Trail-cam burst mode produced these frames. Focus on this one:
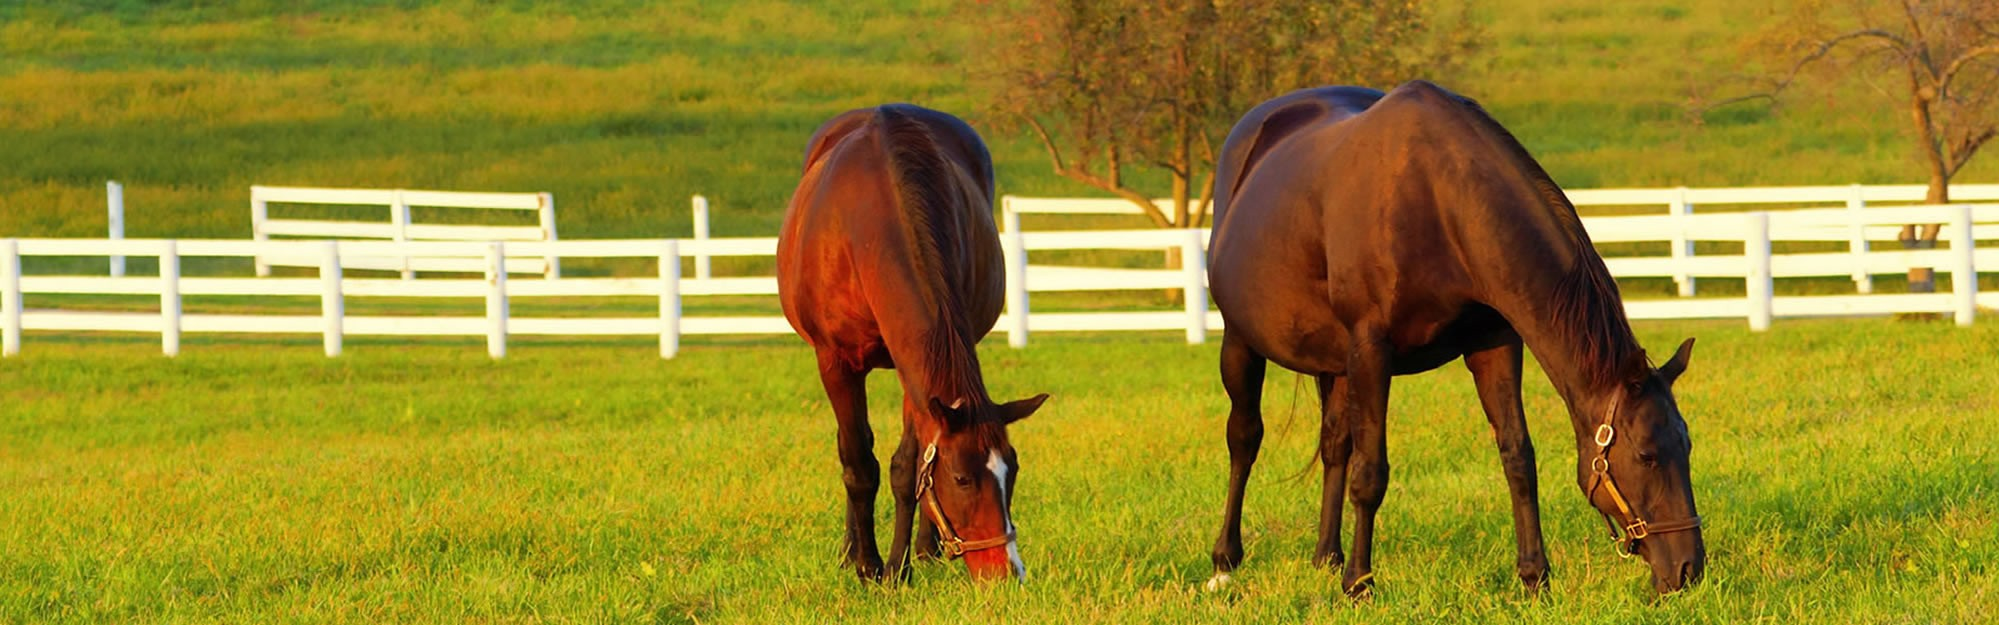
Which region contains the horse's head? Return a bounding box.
[1583,338,1705,594]
[920,393,1049,581]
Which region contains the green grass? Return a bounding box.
[4,4,1998,622]
[4,0,1997,247]
[3,318,1995,623]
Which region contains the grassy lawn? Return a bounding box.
[2,318,1994,623]
[5,1,1997,246]
[5,2,1998,622]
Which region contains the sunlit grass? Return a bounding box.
[6,1,1995,251]
[2,318,1994,622]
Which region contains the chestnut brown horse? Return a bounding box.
[1204,82,1705,597]
[778,104,1048,583]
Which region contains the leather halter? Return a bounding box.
[914,443,1014,558]
[1586,396,1702,557]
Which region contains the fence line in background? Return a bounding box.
[1003,183,1999,298]
[250,186,560,280]
[691,195,712,280]
[107,181,126,279]
[5,204,1997,359]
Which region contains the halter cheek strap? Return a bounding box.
[914,443,1014,558]
[1586,401,1702,557]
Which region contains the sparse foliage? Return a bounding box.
[1715,0,1999,291]
[964,0,1481,229]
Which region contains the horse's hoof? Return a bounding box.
[1313,551,1345,570]
[854,562,887,583]
[1520,571,1549,594]
[1342,572,1375,601]
[1203,572,1234,592]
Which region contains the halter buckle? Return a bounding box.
[1594,423,1615,447]
[1625,519,1651,541]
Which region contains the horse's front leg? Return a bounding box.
[817,351,884,581]
[1341,327,1393,599]
[1464,333,1550,592]
[883,392,927,584]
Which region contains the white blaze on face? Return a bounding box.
[987,450,1025,580]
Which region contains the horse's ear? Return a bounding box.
[998,393,1049,425]
[929,396,971,428]
[1658,337,1695,386]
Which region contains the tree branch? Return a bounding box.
[1023,116,1071,175]
[1695,28,1915,117]
[1024,116,1173,227]
[1947,126,1998,177]
[1937,43,1999,93]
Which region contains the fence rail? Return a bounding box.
[250,185,560,280]
[4,202,1996,359]
[1004,183,1999,297]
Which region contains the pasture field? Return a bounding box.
[2,318,1995,623]
[5,0,1999,244]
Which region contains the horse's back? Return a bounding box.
[778,105,1001,363]
[1209,81,1508,374]
[1210,86,1384,228]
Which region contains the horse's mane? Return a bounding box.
[873,105,994,410]
[1452,94,1650,387]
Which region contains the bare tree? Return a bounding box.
[964,0,1480,230]
[1712,0,1999,292]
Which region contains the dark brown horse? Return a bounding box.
[778,104,1048,583]
[1204,82,1705,597]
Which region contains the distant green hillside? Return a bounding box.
[2,1,1992,242]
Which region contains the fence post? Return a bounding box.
[1003,206,1029,348]
[660,240,682,359]
[692,195,712,280]
[161,240,181,357]
[1,239,20,357]
[252,187,271,277]
[321,241,344,357]
[1181,229,1209,344]
[1950,204,1976,327]
[485,241,508,359]
[1746,212,1773,332]
[1670,187,1695,296]
[538,192,561,280]
[1847,184,1872,294]
[393,190,413,280]
[108,181,126,278]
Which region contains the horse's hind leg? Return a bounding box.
[816,350,884,581]
[1208,331,1267,589]
[1464,333,1550,592]
[1341,327,1393,599]
[1313,374,1350,570]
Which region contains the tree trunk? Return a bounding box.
[1903,89,1947,296]
[1900,173,1947,295]
[1161,170,1192,303]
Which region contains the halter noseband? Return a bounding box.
[914,442,1014,558]
[1586,397,1702,558]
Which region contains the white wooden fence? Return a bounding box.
[251,186,560,279]
[1005,183,1999,297]
[3,203,1996,359]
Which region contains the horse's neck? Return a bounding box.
[1434,147,1634,444]
[887,317,991,410]
[1496,291,1631,446]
